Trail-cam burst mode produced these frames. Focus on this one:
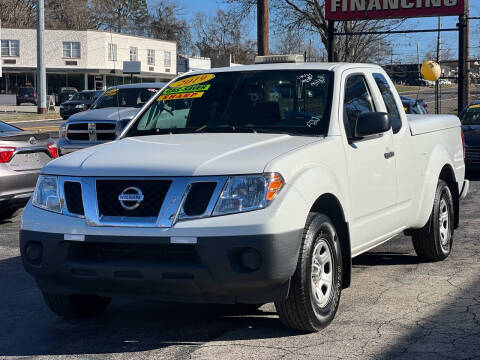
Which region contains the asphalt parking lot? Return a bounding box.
[0,175,479,360]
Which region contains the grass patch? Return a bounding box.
[0,112,61,122]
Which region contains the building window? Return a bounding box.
[108,43,117,61]
[1,40,20,57]
[147,49,155,65]
[164,51,171,67]
[62,41,80,58]
[130,47,138,61]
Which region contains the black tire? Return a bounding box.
[412,179,454,261]
[42,292,111,318]
[275,213,342,332]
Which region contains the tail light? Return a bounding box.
[34,92,37,99]
[0,147,16,163]
[461,130,466,160]
[422,103,428,108]
[47,142,58,158]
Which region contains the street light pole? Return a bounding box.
[36,0,47,114]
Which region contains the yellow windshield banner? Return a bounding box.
[469,104,480,109]
[103,88,118,97]
[170,74,215,88]
[163,84,211,95]
[158,91,205,101]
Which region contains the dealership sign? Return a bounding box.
[326,0,465,20]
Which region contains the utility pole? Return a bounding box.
[466,0,471,105]
[257,0,269,56]
[36,0,47,114]
[435,17,441,114]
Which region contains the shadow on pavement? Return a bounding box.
[353,252,420,267]
[0,256,294,357]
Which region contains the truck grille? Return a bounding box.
[96,180,172,217]
[466,147,480,163]
[67,122,116,142]
[64,181,85,216]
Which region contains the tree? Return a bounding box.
[224,0,403,63]
[148,0,193,55]
[193,9,256,64]
[90,0,149,35]
[273,29,325,61]
[0,0,36,28]
[45,0,93,31]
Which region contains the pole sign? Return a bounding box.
[326,0,465,20]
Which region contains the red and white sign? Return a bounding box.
[326,0,465,21]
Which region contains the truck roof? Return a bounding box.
[184,62,383,76]
[109,82,166,90]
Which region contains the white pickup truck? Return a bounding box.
[20,58,468,332]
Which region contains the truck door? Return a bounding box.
[341,72,398,254]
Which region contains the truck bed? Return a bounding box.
[407,114,460,136]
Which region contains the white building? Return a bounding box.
[0,28,177,95]
[177,55,211,75]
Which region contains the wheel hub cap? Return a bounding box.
[311,239,333,308]
[439,198,450,248]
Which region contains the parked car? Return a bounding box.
[57,83,165,155]
[460,100,480,171]
[400,95,428,114]
[59,90,103,120]
[56,87,77,105]
[20,61,467,332]
[16,87,37,106]
[0,121,58,218]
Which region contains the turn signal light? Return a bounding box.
[266,173,284,201]
[461,130,465,160]
[47,143,58,159]
[0,147,16,163]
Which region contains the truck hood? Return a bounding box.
[43,133,321,177]
[66,107,139,122]
[463,124,480,147]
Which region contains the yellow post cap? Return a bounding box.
[421,60,441,81]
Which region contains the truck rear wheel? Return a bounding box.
[42,292,111,318]
[275,213,342,332]
[412,179,454,261]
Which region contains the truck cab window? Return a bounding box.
[373,73,402,133]
[343,75,375,139]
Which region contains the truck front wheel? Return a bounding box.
[412,179,454,261]
[275,213,342,332]
[42,292,111,318]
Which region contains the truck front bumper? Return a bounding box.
[20,229,302,304]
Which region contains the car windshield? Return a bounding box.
[18,88,34,96]
[461,105,480,125]
[70,92,95,101]
[126,70,334,137]
[91,87,159,109]
[0,121,21,132]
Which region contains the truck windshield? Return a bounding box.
[126,70,333,137]
[91,87,159,110]
[461,105,480,125]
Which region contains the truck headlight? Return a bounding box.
[213,173,284,216]
[75,104,85,109]
[59,123,67,139]
[32,175,62,213]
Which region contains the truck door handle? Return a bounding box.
[384,151,395,159]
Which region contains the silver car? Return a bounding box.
[0,121,58,217]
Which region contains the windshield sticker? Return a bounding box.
[306,117,320,128]
[103,88,118,97]
[158,91,205,101]
[469,104,480,109]
[163,84,211,95]
[170,74,215,88]
[147,88,158,93]
[297,73,326,87]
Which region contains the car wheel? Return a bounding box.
[275,213,342,332]
[412,179,454,261]
[42,292,111,318]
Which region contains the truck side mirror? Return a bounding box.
[354,112,391,138]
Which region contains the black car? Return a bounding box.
[400,96,428,114]
[460,101,480,171]
[56,87,77,105]
[59,90,103,120]
[16,87,37,106]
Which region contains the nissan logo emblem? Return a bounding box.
[118,186,144,210]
